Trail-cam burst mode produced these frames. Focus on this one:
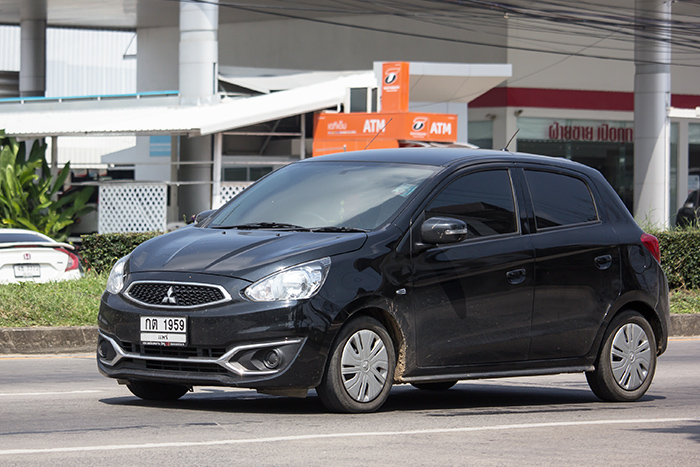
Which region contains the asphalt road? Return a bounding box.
[1,339,698,466]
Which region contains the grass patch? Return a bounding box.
[669,288,700,314]
[0,273,107,327]
[0,274,698,328]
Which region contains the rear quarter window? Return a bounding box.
[524,170,598,229]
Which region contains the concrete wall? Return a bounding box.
[136,26,178,92]
[217,14,508,71]
[669,12,700,96]
[136,10,697,98]
[505,19,634,91]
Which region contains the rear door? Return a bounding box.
[520,167,621,360]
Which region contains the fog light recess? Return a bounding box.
[263,349,282,369]
[98,338,116,362]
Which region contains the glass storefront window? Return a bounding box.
[670,122,679,217]
[223,166,274,182]
[690,123,700,172]
[468,120,494,149]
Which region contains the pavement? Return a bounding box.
[1,314,699,355]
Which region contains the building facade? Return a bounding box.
[0,1,699,227]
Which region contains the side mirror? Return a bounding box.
[421,217,468,244]
[194,209,216,224]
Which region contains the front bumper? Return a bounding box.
[97,272,338,389]
[97,330,317,387]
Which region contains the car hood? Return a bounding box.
[127,226,368,281]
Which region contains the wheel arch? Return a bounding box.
[344,305,408,382]
[608,299,665,355]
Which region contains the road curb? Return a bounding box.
[1,314,699,354]
[0,326,97,355]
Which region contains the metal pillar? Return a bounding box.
[179,0,219,105]
[633,0,671,226]
[19,0,46,98]
[178,0,219,220]
[212,132,223,209]
[300,114,306,159]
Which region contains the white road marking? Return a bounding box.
[0,390,101,397]
[0,418,696,456]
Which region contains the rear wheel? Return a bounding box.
[411,381,458,391]
[317,316,395,413]
[586,311,656,402]
[126,380,190,401]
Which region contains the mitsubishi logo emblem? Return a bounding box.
[162,286,177,305]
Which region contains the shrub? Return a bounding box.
[80,232,162,274]
[0,131,94,241]
[656,227,700,289]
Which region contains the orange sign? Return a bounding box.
[381,62,410,113]
[314,112,457,141]
[311,61,460,157]
[312,112,458,157]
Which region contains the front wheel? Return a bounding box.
[126,380,190,401]
[586,311,657,402]
[317,316,395,413]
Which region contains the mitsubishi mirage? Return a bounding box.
[97,148,670,413]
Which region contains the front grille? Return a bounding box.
[122,357,230,374]
[125,281,230,308]
[116,342,231,374]
[140,344,227,359]
[119,341,228,359]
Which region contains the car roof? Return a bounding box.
[306,148,590,172]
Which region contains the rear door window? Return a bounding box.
[524,170,598,229]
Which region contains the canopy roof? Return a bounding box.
[0,62,512,138]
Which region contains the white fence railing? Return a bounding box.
[96,182,252,233]
[98,184,168,234]
[216,182,253,209]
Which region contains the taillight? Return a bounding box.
[57,248,80,271]
[641,233,661,263]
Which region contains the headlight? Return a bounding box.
[244,258,331,302]
[105,255,129,295]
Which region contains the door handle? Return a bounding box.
[506,268,527,285]
[595,254,613,270]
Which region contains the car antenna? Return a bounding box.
[364,117,393,150]
[501,128,520,151]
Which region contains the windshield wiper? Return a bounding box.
[213,222,309,230]
[311,226,368,233]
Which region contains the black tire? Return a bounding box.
[411,381,458,391]
[586,310,657,402]
[126,380,190,401]
[317,316,395,413]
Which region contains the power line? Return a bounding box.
[163,0,700,67]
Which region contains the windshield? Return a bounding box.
[209,161,437,231]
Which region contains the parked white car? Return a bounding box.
[0,229,83,283]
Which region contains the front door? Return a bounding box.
[410,168,535,368]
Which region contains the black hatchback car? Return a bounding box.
[676,189,700,227]
[97,148,670,413]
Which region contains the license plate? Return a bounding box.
[14,264,41,278]
[140,316,187,346]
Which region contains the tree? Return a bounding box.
[0,130,94,241]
